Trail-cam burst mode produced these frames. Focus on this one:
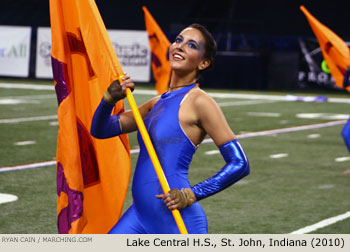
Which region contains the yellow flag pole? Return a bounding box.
[122,81,188,234]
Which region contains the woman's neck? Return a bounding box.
[169,71,197,91]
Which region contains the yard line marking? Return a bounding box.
[296,113,349,120]
[208,92,350,104]
[202,120,347,144]
[0,161,56,173]
[0,193,18,205]
[0,94,56,105]
[290,211,350,234]
[247,112,281,117]
[217,100,276,107]
[318,184,335,189]
[204,150,220,155]
[6,94,56,99]
[335,157,350,162]
[14,141,36,146]
[0,83,54,90]
[0,115,57,124]
[2,82,350,103]
[307,134,320,139]
[0,149,141,173]
[0,99,40,105]
[269,153,288,159]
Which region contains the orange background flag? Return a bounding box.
[50,0,130,233]
[143,6,171,94]
[300,5,350,92]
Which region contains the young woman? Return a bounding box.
[91,23,250,234]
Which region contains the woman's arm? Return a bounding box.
[157,91,250,210]
[193,93,250,198]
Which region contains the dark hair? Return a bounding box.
[188,23,217,75]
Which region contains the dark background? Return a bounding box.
[1,0,349,90]
[1,0,349,37]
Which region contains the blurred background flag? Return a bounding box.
[50,0,131,234]
[143,6,171,95]
[300,5,350,92]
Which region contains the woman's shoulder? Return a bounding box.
[188,87,217,107]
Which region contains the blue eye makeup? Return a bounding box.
[187,40,199,50]
[175,36,183,43]
[175,35,200,50]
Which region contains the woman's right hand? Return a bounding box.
[104,74,135,105]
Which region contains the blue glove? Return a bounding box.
[191,139,250,201]
[90,98,122,139]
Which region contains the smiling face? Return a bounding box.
[169,27,210,77]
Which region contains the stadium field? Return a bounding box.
[0,79,349,234]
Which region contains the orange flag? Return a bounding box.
[300,5,350,92]
[143,6,171,94]
[50,0,130,233]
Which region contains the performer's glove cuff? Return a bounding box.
[103,89,118,105]
[169,188,196,210]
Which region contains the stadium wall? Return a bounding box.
[0,25,346,91]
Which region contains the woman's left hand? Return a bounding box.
[156,192,179,210]
[156,188,196,210]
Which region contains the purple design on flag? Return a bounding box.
[57,162,83,234]
[52,57,69,105]
[76,118,100,187]
[151,52,162,68]
[67,29,95,78]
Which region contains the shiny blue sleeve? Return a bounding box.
[191,139,250,201]
[90,98,122,139]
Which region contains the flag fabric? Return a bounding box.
[50,0,130,234]
[342,117,350,152]
[300,5,350,92]
[143,6,171,94]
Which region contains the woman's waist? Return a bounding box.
[132,171,191,190]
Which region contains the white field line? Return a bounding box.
[202,119,347,144]
[290,211,350,234]
[247,112,281,117]
[14,141,36,146]
[1,119,346,173]
[0,193,18,204]
[335,157,350,162]
[0,83,54,90]
[269,153,288,159]
[0,161,56,173]
[0,115,57,124]
[0,149,141,173]
[217,100,276,107]
[2,94,56,100]
[133,89,350,104]
[1,82,350,103]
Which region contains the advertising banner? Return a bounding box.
[36,27,52,78]
[108,30,150,82]
[298,37,349,90]
[36,27,150,82]
[0,26,31,77]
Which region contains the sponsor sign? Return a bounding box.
[36,28,150,82]
[0,26,31,77]
[298,37,349,90]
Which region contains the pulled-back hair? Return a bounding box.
[188,23,217,75]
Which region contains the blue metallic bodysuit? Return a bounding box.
[91,83,250,234]
[109,83,208,233]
